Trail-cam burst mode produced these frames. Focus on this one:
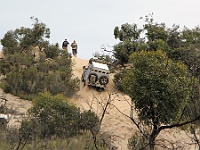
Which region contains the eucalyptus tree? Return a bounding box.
[113,16,200,78]
[120,50,199,149]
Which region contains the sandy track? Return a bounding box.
[72,56,137,149]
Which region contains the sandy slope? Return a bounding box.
[0,52,198,149]
[71,56,198,150]
[0,88,32,127]
[71,56,137,149]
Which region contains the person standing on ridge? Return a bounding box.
[71,40,78,57]
[62,39,69,52]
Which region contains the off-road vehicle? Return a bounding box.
[82,58,110,91]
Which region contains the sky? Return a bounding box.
[1,0,200,60]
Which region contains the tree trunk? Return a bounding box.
[149,109,160,150]
[149,128,160,150]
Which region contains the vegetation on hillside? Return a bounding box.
[0,17,79,99]
[113,14,200,149]
[113,14,200,78]
[0,17,110,150]
[0,92,109,150]
[0,14,200,149]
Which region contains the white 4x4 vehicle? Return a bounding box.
[82,58,110,91]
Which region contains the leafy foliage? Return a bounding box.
[1,17,50,55]
[124,50,192,124]
[113,15,200,149]
[113,69,128,92]
[116,50,198,149]
[114,23,142,65]
[79,110,99,131]
[113,15,200,78]
[0,50,79,98]
[27,92,80,138]
[13,92,103,149]
[0,17,79,98]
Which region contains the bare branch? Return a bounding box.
[110,103,146,138]
[159,115,200,131]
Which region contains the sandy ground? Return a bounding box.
[71,56,138,149]
[71,56,198,150]
[0,52,199,149]
[0,88,32,127]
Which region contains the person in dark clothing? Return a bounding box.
[71,40,78,57]
[62,39,69,51]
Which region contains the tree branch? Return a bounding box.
[110,103,146,137]
[159,115,200,131]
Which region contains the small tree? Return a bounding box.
[1,17,50,55]
[15,92,104,149]
[28,92,80,138]
[79,110,99,132]
[120,50,199,149]
[113,23,143,66]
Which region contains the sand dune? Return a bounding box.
[71,56,198,150]
[72,56,136,149]
[0,53,198,149]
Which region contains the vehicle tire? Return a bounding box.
[96,87,104,92]
[88,73,98,83]
[0,118,7,129]
[99,76,109,85]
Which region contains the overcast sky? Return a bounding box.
[1,0,200,59]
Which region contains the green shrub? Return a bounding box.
[79,110,99,131]
[0,17,79,99]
